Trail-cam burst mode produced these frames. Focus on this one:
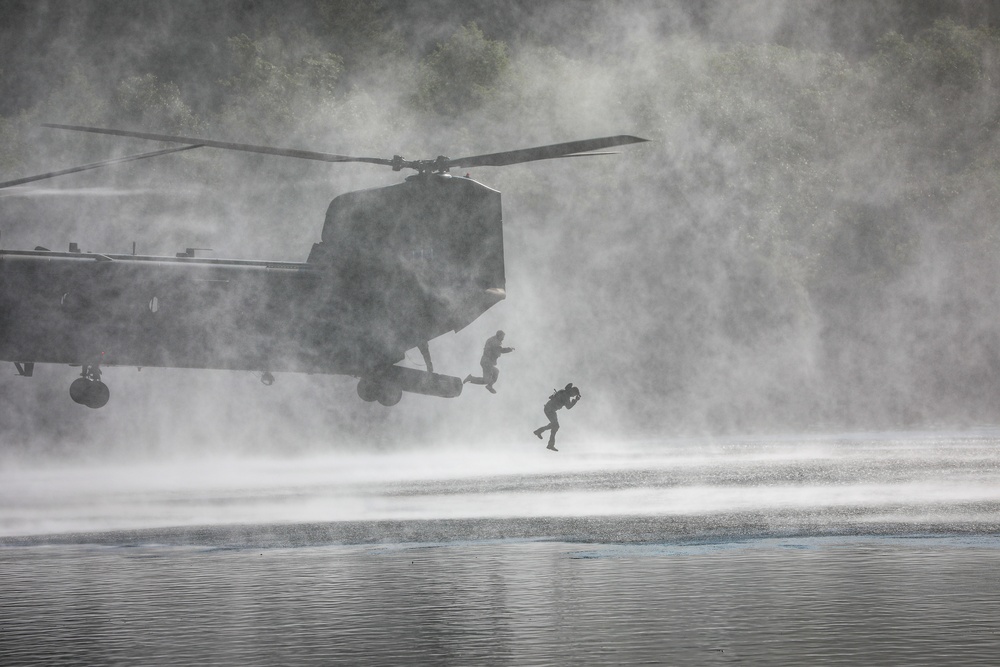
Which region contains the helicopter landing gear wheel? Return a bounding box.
[85,380,110,408]
[357,377,381,403]
[70,378,110,408]
[357,377,403,406]
[70,364,110,408]
[69,377,90,404]
[377,384,403,407]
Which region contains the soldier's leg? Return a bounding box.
[535,405,554,438]
[547,422,559,449]
[417,341,433,373]
[484,365,500,392]
[468,361,494,386]
[545,409,560,449]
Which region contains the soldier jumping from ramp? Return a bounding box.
[464,330,514,394]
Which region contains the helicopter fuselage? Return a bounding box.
[0,174,506,406]
[1,126,644,409]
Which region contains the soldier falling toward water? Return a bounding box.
[534,383,581,451]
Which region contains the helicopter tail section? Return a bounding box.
[314,172,506,346]
[450,287,506,332]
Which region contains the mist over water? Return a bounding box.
[3,431,999,541]
[4,431,1000,665]
[0,1,998,457]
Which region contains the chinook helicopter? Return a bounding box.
[0,124,646,408]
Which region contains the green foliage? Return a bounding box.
[314,0,402,73]
[703,45,861,160]
[875,19,991,94]
[34,66,110,126]
[219,32,344,137]
[823,203,918,284]
[413,23,509,117]
[0,67,110,173]
[0,115,24,174]
[871,19,1000,155]
[113,74,200,132]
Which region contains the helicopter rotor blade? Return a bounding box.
[0,144,203,190]
[445,135,649,169]
[41,124,648,174]
[42,123,395,167]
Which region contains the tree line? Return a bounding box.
[2,1,1000,431]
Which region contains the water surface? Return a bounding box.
[2,431,1000,664]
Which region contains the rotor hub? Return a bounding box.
[392,155,452,174]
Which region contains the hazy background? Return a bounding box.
[2,0,999,460]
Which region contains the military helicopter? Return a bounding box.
[0,124,646,408]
